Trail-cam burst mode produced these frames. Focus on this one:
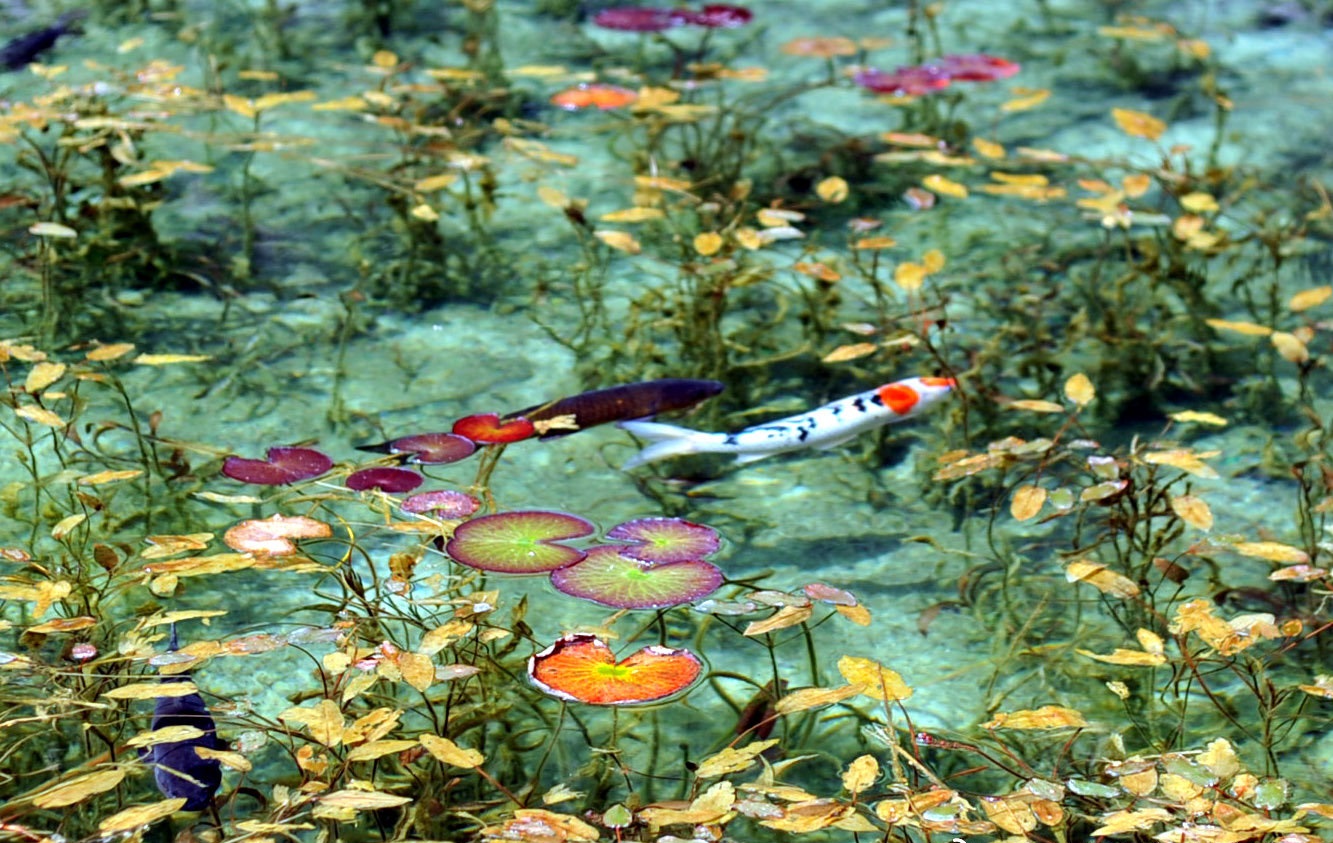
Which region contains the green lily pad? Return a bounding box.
[446,510,595,574]
[606,517,720,564]
[550,545,723,609]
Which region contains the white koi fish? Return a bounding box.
[619,376,956,468]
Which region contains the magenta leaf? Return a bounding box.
[551,545,723,609]
[401,489,481,518]
[222,447,332,485]
[346,466,423,493]
[606,517,720,564]
[445,510,595,574]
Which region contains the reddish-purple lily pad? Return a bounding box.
[605,517,720,564]
[593,6,681,31]
[551,545,722,609]
[401,489,480,518]
[446,510,595,574]
[452,413,537,445]
[678,4,752,28]
[222,447,333,485]
[346,466,423,493]
[384,432,477,465]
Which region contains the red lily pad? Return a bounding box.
[936,53,1020,82]
[382,432,477,465]
[605,517,720,564]
[551,545,722,609]
[550,83,639,111]
[528,633,703,705]
[346,466,423,493]
[445,510,595,574]
[401,489,480,518]
[222,447,332,485]
[593,6,680,31]
[452,413,537,444]
[853,65,952,96]
[678,4,752,28]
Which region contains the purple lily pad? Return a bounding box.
[401,489,480,518]
[445,510,595,574]
[222,447,333,485]
[551,545,723,609]
[346,466,423,493]
[593,6,681,31]
[605,517,720,564]
[678,4,752,28]
[385,432,477,465]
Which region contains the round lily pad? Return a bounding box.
[605,517,720,564]
[346,466,423,493]
[385,432,477,465]
[445,510,594,574]
[551,545,722,609]
[222,446,332,485]
[451,413,537,444]
[528,633,703,705]
[401,489,480,518]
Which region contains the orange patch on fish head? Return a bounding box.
[879,384,920,414]
[920,376,956,388]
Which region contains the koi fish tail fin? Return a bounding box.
[619,420,724,469]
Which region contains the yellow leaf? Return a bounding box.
[279,699,345,747]
[894,262,927,290]
[397,651,435,691]
[418,619,473,655]
[983,705,1088,730]
[1010,485,1046,521]
[836,604,872,625]
[1289,285,1332,312]
[1111,107,1166,141]
[599,207,665,223]
[1170,494,1213,530]
[27,615,96,634]
[319,790,413,810]
[822,342,877,363]
[33,768,127,808]
[1066,559,1140,598]
[51,513,87,539]
[982,795,1038,834]
[103,681,199,700]
[1205,318,1272,336]
[1064,373,1095,407]
[853,235,897,250]
[922,249,946,272]
[815,176,849,203]
[29,221,78,238]
[594,229,641,254]
[1076,647,1167,666]
[196,746,252,771]
[923,174,967,198]
[78,469,144,486]
[134,353,212,365]
[1121,173,1152,197]
[1169,410,1227,426]
[125,725,205,748]
[773,684,862,715]
[86,342,136,361]
[972,137,1006,158]
[1271,331,1309,365]
[693,231,723,256]
[420,733,483,768]
[694,740,780,778]
[414,173,459,192]
[1140,449,1219,479]
[838,655,913,701]
[14,404,66,427]
[1092,808,1172,836]
[1232,541,1309,564]
[99,798,188,833]
[345,739,419,762]
[1009,399,1066,413]
[25,361,65,393]
[842,755,878,795]
[744,604,813,636]
[1000,87,1050,112]
[1197,737,1240,780]
[1179,191,1219,213]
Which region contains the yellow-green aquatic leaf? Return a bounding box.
[29,221,77,238]
[345,739,419,762]
[816,176,849,203]
[24,361,65,392]
[196,746,251,771]
[14,404,66,427]
[983,705,1088,730]
[600,207,664,223]
[126,725,205,748]
[1169,410,1227,426]
[51,513,86,539]
[420,733,483,768]
[418,619,473,655]
[279,699,345,747]
[773,684,862,715]
[1111,107,1166,140]
[134,353,211,365]
[923,174,967,198]
[27,616,96,634]
[1091,808,1171,836]
[695,740,780,778]
[842,754,878,795]
[1232,541,1309,564]
[1170,494,1213,530]
[1205,318,1271,336]
[1298,676,1333,699]
[744,604,813,636]
[1179,191,1219,213]
[693,231,723,255]
[1064,373,1095,406]
[982,795,1038,833]
[1066,559,1140,598]
[1288,285,1332,312]
[972,137,1006,158]
[1076,647,1167,666]
[414,173,459,192]
[1141,449,1219,479]
[99,798,188,832]
[593,229,641,254]
[85,342,136,361]
[1271,331,1310,365]
[78,469,143,486]
[822,342,877,364]
[838,655,912,701]
[104,681,199,700]
[894,262,927,290]
[1011,485,1046,521]
[319,789,412,810]
[33,768,127,808]
[1009,399,1066,413]
[1000,87,1050,112]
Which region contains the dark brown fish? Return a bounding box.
[508,378,724,439]
[1,11,84,70]
[142,625,222,811]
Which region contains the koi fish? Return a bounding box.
[619,376,955,468]
[142,624,223,811]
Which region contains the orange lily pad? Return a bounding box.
[528,634,703,705]
[452,413,537,444]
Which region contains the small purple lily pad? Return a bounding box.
[346,466,423,493]
[222,447,333,485]
[446,510,595,574]
[401,489,480,518]
[593,6,681,31]
[606,517,720,564]
[385,432,477,465]
[551,545,723,609]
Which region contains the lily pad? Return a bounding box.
[222,447,332,485]
[401,489,480,518]
[606,517,720,564]
[551,545,722,609]
[383,432,477,465]
[445,510,594,574]
[528,633,703,705]
[346,466,423,493]
[451,413,536,444]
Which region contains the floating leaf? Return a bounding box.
[1076,647,1167,666]
[1141,449,1219,479]
[744,604,813,636]
[345,466,423,493]
[451,412,537,444]
[376,432,477,464]
[222,447,333,485]
[86,342,136,361]
[134,354,212,365]
[838,655,912,701]
[27,616,96,634]
[843,755,879,795]
[550,545,722,609]
[446,510,594,574]
[605,516,720,563]
[319,790,412,810]
[528,634,702,705]
[223,514,333,556]
[594,229,642,254]
[401,490,480,518]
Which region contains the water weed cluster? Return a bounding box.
[2,0,1333,841]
